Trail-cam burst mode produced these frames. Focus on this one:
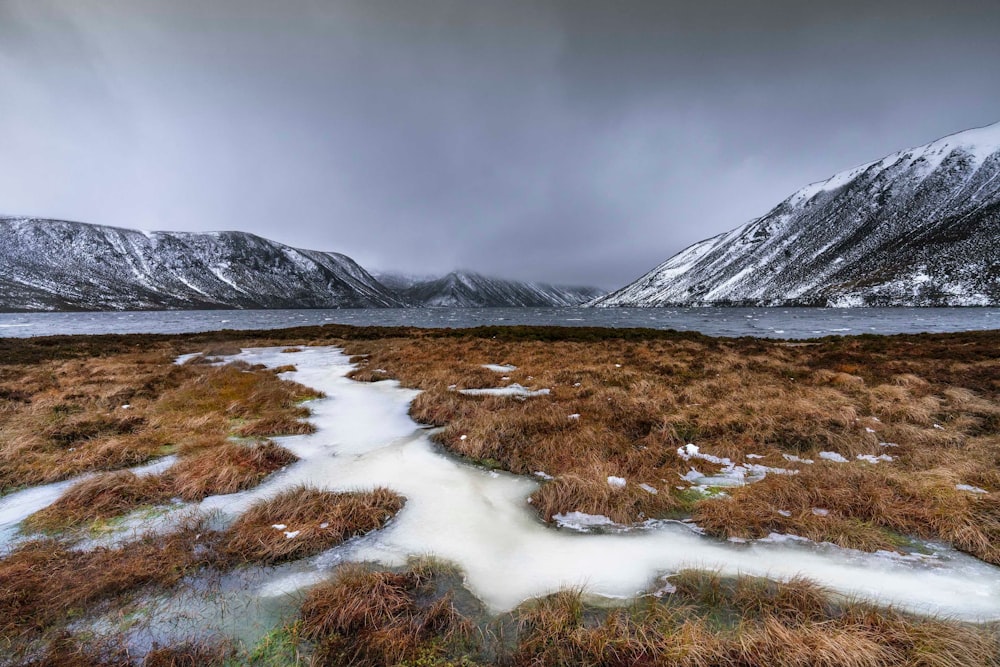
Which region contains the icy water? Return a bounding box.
[1,307,998,339]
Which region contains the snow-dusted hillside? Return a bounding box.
[379,270,604,307]
[592,122,1000,307]
[0,218,405,311]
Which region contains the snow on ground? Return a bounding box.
[676,444,797,487]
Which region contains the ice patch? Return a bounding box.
[956,484,988,494]
[819,451,849,463]
[553,511,616,531]
[173,352,203,365]
[459,383,550,398]
[482,364,517,372]
[857,454,894,464]
[638,483,658,495]
[607,476,627,489]
[678,444,796,486]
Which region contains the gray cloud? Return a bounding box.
[1,0,998,289]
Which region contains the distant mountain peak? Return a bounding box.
[377,269,604,308]
[592,122,1000,308]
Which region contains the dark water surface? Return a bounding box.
[1,307,998,339]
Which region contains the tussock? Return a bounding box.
[222,485,404,564]
[300,562,475,666]
[24,470,171,532]
[167,440,298,501]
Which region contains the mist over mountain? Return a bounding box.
[377,271,604,308]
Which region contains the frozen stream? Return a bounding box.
[4,346,1000,625]
[233,347,1000,622]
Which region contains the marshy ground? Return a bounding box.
[0,324,997,665]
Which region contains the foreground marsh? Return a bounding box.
[0,325,997,664]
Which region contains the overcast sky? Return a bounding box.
[2,1,998,289]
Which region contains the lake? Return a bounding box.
[0,307,998,339]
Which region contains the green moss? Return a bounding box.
[240,622,305,666]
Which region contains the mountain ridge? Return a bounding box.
[591,121,1000,308]
[0,218,603,311]
[0,217,404,311]
[378,270,604,307]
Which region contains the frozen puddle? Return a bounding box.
[187,346,1000,623]
[0,455,177,548]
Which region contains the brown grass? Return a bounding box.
[0,522,218,644]
[167,440,298,501]
[234,415,316,437]
[293,561,999,666]
[508,571,1000,667]
[342,332,1000,562]
[142,639,233,667]
[299,562,476,667]
[23,470,172,532]
[221,485,404,565]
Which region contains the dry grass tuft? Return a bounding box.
[24,470,171,532]
[23,440,299,530]
[221,485,404,565]
[300,562,476,667]
[167,440,298,501]
[4,348,320,530]
[234,415,315,437]
[142,639,233,667]
[530,462,681,524]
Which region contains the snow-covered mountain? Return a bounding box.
[377,270,604,307]
[592,122,1000,307]
[0,218,405,311]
